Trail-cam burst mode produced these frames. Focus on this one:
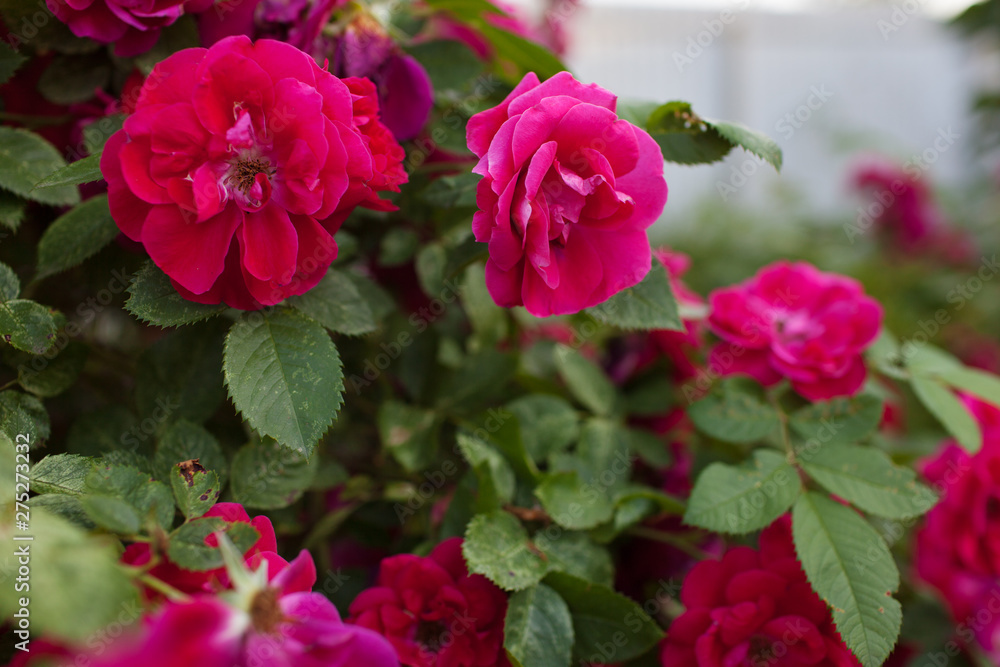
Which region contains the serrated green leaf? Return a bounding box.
[438,348,516,411]
[789,394,884,447]
[153,420,228,487]
[32,152,104,191]
[125,261,226,327]
[0,261,19,301]
[458,431,516,510]
[17,340,88,397]
[544,571,664,664]
[36,194,117,277]
[506,394,580,463]
[230,438,316,509]
[931,365,1000,410]
[287,269,376,336]
[407,39,485,92]
[554,344,617,416]
[0,40,26,85]
[346,272,395,321]
[628,428,673,467]
[421,172,483,209]
[684,448,800,534]
[0,510,138,643]
[81,494,141,534]
[166,516,259,571]
[0,190,26,232]
[799,444,938,520]
[708,119,783,171]
[478,22,566,81]
[687,377,779,443]
[0,390,50,446]
[224,309,344,455]
[504,584,574,667]
[534,531,614,587]
[30,453,93,495]
[85,462,174,529]
[647,101,732,166]
[587,263,683,332]
[0,299,57,354]
[911,376,980,453]
[0,127,80,206]
[463,510,551,591]
[170,463,220,519]
[792,492,902,667]
[536,471,615,530]
[29,493,94,528]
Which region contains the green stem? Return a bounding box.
[136,573,189,601]
[625,526,715,561]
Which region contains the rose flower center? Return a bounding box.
[231,156,272,193]
[415,619,447,653]
[249,588,286,635]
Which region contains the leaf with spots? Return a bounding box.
[223,309,344,455]
[463,510,551,592]
[170,461,220,519]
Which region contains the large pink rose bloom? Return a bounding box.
[707,261,882,401]
[466,71,668,317]
[46,0,211,56]
[915,396,1000,659]
[101,36,406,310]
[348,538,509,667]
[661,516,859,667]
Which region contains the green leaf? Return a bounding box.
[463,262,507,345]
[167,516,260,571]
[628,428,673,468]
[81,494,141,534]
[463,510,551,591]
[18,340,88,397]
[0,190,26,232]
[708,119,783,171]
[153,420,228,487]
[378,227,420,266]
[911,376,980,453]
[134,15,199,74]
[83,114,124,155]
[0,510,138,643]
[647,101,732,166]
[0,261,19,301]
[230,438,316,509]
[534,531,614,587]
[30,453,93,495]
[506,394,580,463]
[422,172,482,209]
[135,320,227,426]
[478,22,566,81]
[458,431,516,509]
[687,377,779,443]
[287,269,377,336]
[347,272,396,321]
[170,462,220,519]
[684,449,800,534]
[0,299,57,354]
[224,309,344,455]
[554,344,617,416]
[67,405,140,457]
[407,39,486,93]
[125,261,226,328]
[505,584,574,667]
[536,471,615,530]
[85,462,174,529]
[32,152,104,191]
[799,444,938,520]
[438,348,516,411]
[37,194,117,278]
[0,127,80,206]
[792,492,902,667]
[378,401,439,472]
[544,571,664,664]
[0,40,26,85]
[37,54,111,105]
[0,390,50,446]
[789,394,884,447]
[30,493,94,528]
[587,263,683,332]
[931,365,1000,409]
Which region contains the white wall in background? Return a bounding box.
[556,3,979,228]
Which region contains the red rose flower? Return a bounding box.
[100,36,406,310]
[661,516,859,667]
[348,538,508,667]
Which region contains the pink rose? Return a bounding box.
[100,36,407,310]
[46,0,212,56]
[707,261,882,401]
[348,538,509,667]
[661,516,859,667]
[915,396,1000,659]
[466,71,667,317]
